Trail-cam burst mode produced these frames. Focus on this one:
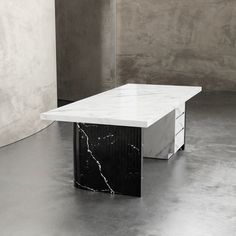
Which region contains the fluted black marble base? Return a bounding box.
[73,123,143,197]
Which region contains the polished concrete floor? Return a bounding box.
[0,92,236,236]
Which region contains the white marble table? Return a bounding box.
[41,84,201,197]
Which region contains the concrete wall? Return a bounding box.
[56,0,116,101]
[117,0,236,91]
[0,0,57,147]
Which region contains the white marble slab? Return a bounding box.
[143,110,175,159]
[41,84,201,128]
[175,129,185,153]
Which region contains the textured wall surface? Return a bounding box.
[56,0,116,101]
[117,0,236,91]
[0,0,57,147]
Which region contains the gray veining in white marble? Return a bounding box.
[41,84,201,128]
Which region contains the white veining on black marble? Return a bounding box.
[102,134,114,139]
[77,123,115,194]
[75,181,96,192]
[129,144,140,152]
[75,181,111,193]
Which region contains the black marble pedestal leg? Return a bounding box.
[73,123,143,197]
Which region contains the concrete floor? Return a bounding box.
[0,92,236,236]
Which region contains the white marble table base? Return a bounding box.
[144,103,186,160]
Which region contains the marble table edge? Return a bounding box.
[40,84,202,128]
[40,113,150,128]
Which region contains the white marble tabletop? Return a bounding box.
[41,84,201,128]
